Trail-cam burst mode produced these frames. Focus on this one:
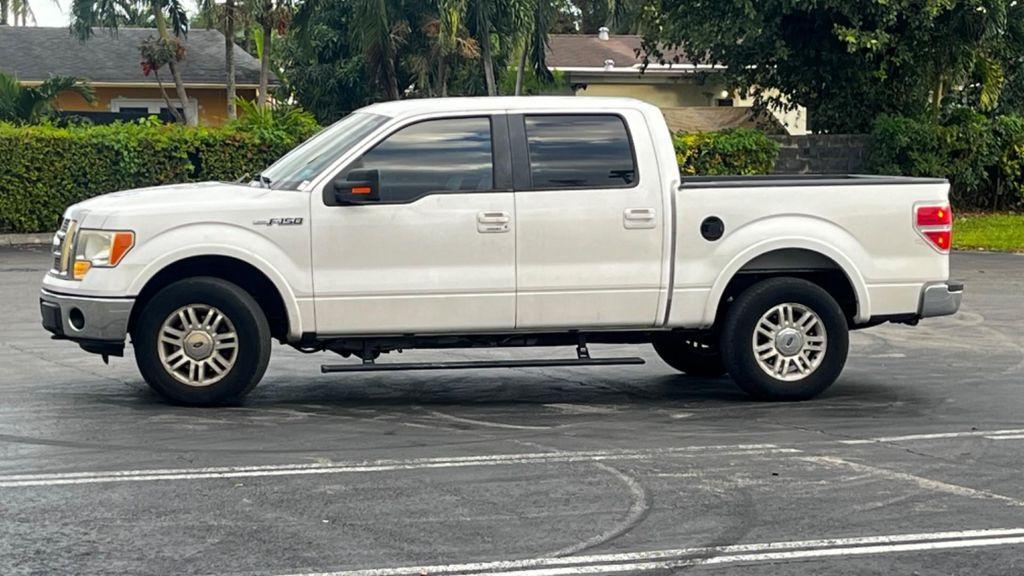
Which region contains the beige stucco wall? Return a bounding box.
[54,86,259,126]
[573,80,731,108]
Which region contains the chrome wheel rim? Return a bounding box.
[752,302,827,382]
[157,304,238,387]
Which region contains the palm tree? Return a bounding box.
[468,0,530,96]
[252,0,291,106]
[514,0,554,95]
[924,0,1011,116]
[352,0,404,100]
[70,0,198,126]
[0,72,95,123]
[194,0,246,120]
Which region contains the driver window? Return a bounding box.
[341,116,494,203]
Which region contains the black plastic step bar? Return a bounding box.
[320,356,646,373]
[320,336,645,373]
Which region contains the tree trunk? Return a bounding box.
[0,0,8,26]
[153,4,197,126]
[931,75,944,120]
[153,68,185,124]
[258,19,271,106]
[481,30,496,96]
[383,52,400,100]
[515,43,527,96]
[225,0,237,120]
[438,56,448,97]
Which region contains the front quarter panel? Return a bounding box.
[44,189,313,340]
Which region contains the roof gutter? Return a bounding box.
[549,64,726,74]
[16,80,269,89]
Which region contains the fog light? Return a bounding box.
[68,307,85,331]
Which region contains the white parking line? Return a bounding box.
[801,456,1024,507]
[271,528,1024,576]
[986,434,1024,440]
[0,444,796,488]
[839,428,1024,445]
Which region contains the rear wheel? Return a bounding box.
[720,277,848,401]
[652,333,727,377]
[133,277,271,406]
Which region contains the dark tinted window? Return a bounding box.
[524,115,636,189]
[343,117,494,202]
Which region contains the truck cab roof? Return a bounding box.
[361,96,662,118]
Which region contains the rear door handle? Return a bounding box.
[477,211,511,233]
[624,208,656,229]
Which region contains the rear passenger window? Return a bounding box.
[524,115,637,189]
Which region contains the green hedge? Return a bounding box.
[1,122,781,233]
[674,128,780,176]
[866,112,1024,210]
[0,122,312,233]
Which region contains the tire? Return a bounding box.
[720,277,848,401]
[132,277,271,406]
[652,333,727,377]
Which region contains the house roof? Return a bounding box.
[0,26,266,87]
[545,33,718,73]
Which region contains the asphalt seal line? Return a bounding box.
[423,409,559,430]
[0,444,796,488]
[262,528,1024,576]
[801,455,1024,507]
[548,462,651,558]
[507,438,653,559]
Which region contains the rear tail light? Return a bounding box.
[915,204,953,253]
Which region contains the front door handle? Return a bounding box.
[477,211,511,233]
[624,208,656,229]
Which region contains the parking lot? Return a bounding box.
[2,244,1023,575]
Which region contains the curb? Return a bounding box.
[0,233,53,247]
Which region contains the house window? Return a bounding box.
[109,97,198,119]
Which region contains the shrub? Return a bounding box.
[867,113,1024,210]
[674,128,780,176]
[0,120,317,233]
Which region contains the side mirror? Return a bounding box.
[325,169,381,206]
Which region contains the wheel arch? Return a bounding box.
[128,254,297,342]
[706,240,870,327]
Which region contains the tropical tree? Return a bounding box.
[640,0,1024,132]
[514,0,555,95]
[0,72,95,123]
[281,0,375,122]
[292,0,406,100]
[71,0,198,126]
[252,0,291,106]
[194,0,254,120]
[467,0,531,96]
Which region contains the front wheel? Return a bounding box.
[132,277,271,406]
[720,278,849,401]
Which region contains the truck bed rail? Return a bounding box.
[680,174,948,189]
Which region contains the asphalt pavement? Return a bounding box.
[2,245,1023,575]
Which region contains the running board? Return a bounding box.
[320,357,646,373]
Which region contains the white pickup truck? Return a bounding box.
[40,97,962,405]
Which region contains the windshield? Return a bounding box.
[259,112,390,190]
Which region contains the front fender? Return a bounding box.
[124,223,311,340]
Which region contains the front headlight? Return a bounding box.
[73,229,135,280]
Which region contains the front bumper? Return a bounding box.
[40,289,134,356]
[918,281,964,318]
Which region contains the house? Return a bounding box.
[545,28,807,135]
[0,26,267,125]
